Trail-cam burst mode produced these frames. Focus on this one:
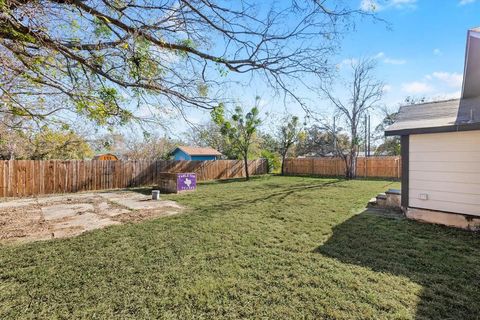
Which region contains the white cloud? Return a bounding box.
[402,71,463,97]
[392,0,417,5]
[382,84,392,93]
[338,52,406,70]
[402,82,434,94]
[374,52,407,65]
[360,0,380,11]
[433,48,442,56]
[430,72,463,88]
[439,91,461,100]
[337,58,358,68]
[384,58,407,65]
[360,0,417,11]
[459,0,476,5]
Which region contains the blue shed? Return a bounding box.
[171,146,222,161]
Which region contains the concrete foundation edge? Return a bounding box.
[406,207,480,231]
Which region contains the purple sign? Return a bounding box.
[177,173,196,191]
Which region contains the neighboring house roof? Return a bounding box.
[172,146,222,156]
[93,153,118,160]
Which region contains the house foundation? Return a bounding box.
[405,207,480,231]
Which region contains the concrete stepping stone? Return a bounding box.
[42,203,94,221]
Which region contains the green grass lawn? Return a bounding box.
[1,175,479,319]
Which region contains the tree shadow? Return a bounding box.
[200,179,345,212]
[197,175,265,185]
[316,209,480,319]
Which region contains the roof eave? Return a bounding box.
[385,122,480,136]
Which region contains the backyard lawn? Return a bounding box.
[1,176,479,319]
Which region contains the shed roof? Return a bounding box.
[173,146,222,156]
[385,97,480,136]
[93,153,118,160]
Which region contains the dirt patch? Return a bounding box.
[0,191,183,244]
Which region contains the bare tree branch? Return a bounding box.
[320,57,384,178]
[0,0,374,126]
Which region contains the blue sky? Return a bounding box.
[348,0,480,106]
[138,0,480,139]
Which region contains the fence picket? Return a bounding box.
[284,157,401,179]
[0,159,268,198]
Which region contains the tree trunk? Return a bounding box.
[281,153,287,175]
[348,123,357,179]
[344,155,352,179]
[244,155,250,180]
[350,152,357,179]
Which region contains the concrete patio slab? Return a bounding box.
[52,212,119,237]
[42,203,95,221]
[36,193,97,205]
[0,190,184,243]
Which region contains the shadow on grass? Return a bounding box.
[196,175,268,185]
[316,209,480,319]
[282,173,400,182]
[130,179,345,212]
[202,179,345,212]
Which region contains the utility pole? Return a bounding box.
[364,114,367,157]
[333,116,337,152]
[367,114,371,157]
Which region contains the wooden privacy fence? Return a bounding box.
[284,156,401,179]
[0,159,268,198]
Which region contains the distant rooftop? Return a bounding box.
[173,146,222,156]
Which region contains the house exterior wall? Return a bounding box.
[190,155,218,161]
[172,149,192,160]
[408,130,480,216]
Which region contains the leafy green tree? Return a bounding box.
[256,132,281,172]
[0,115,30,159]
[277,116,304,175]
[373,96,425,156]
[258,132,279,154]
[260,149,281,174]
[29,128,93,160]
[374,107,400,156]
[375,138,400,156]
[296,125,350,157]
[211,104,261,180]
[124,133,179,160]
[186,122,236,159]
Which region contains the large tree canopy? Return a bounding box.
[0,0,365,126]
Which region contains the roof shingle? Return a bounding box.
[385,97,480,135]
[174,146,222,156]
